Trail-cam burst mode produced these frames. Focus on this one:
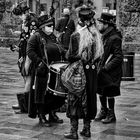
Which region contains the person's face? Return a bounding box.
[19,14,26,21]
[97,21,108,33]
[42,25,54,35]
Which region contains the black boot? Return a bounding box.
[64,118,78,139]
[12,104,20,110]
[48,111,63,123]
[94,107,108,121]
[24,92,29,112]
[80,119,91,137]
[38,114,51,127]
[101,109,116,124]
[15,93,28,114]
[95,95,107,121]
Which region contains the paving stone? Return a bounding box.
[0,47,140,140]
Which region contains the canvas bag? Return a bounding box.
[61,60,86,97]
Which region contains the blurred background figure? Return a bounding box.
[55,7,75,60]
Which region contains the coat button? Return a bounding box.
[86,65,89,69]
[92,65,95,69]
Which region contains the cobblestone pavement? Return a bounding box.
[0,47,140,140]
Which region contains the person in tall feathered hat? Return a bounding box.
[64,5,104,139]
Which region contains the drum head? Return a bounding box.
[50,61,69,73]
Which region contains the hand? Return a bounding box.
[12,45,19,52]
[18,57,23,63]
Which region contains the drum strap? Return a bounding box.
[41,37,49,67]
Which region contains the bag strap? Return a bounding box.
[41,37,49,67]
[63,17,70,32]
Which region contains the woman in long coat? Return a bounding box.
[64,6,103,139]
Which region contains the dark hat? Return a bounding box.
[12,5,29,15]
[21,5,30,13]
[38,15,55,28]
[12,5,22,15]
[97,12,116,25]
[78,5,95,22]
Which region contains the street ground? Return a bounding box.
[0,47,140,140]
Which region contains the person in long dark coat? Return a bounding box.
[26,14,65,127]
[55,8,75,52]
[11,4,38,114]
[95,12,123,124]
[64,6,103,139]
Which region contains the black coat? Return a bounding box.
[26,30,64,118]
[66,32,97,120]
[55,15,75,50]
[98,26,123,97]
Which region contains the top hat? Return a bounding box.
[38,15,55,28]
[12,5,29,15]
[78,5,95,22]
[12,5,22,15]
[97,12,116,25]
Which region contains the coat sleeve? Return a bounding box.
[104,37,123,71]
[65,33,80,62]
[26,34,42,66]
[55,18,62,32]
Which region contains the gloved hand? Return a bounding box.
[36,61,48,77]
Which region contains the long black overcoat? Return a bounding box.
[97,26,123,97]
[66,32,97,120]
[26,31,64,118]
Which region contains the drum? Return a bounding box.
[48,61,69,97]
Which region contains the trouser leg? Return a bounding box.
[64,118,78,139]
[95,95,108,121]
[102,97,116,124]
[80,118,91,137]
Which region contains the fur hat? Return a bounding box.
[78,5,95,22]
[38,15,55,28]
[97,12,116,25]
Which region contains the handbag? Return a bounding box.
[61,60,86,97]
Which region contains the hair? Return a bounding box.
[77,23,103,61]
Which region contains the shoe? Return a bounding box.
[12,104,20,110]
[94,108,108,121]
[64,132,78,139]
[38,114,51,127]
[102,109,116,124]
[14,110,27,114]
[49,113,63,123]
[80,128,91,137]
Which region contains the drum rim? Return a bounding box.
[48,87,68,95]
[49,61,69,73]
[50,61,69,65]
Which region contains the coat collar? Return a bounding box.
[102,26,114,41]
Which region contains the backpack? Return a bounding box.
[61,60,86,97]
